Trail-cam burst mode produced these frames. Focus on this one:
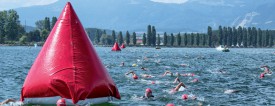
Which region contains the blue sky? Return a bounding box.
[0,0,58,10]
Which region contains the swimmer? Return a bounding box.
[0,99,23,105]
[125,71,138,79]
[163,71,173,76]
[142,88,154,99]
[126,71,152,79]
[261,65,272,74]
[173,77,180,83]
[173,82,186,92]
[141,74,152,78]
[57,98,66,106]
[120,62,124,66]
[191,78,199,83]
[162,71,180,77]
[224,89,240,94]
[141,67,148,71]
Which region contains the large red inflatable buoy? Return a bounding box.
[21,2,120,105]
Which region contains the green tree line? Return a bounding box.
[0,9,58,45]
[86,25,275,48]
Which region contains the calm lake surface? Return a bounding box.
[0,46,274,106]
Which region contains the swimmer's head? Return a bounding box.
[260,73,265,78]
[56,98,66,106]
[145,88,153,98]
[182,94,188,100]
[175,72,180,77]
[192,78,199,82]
[133,75,138,79]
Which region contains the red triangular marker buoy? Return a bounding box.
[111,42,121,51]
[120,43,126,49]
[21,2,120,105]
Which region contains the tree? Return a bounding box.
[118,31,123,45]
[4,10,20,41]
[237,26,243,46]
[170,33,174,46]
[202,34,207,46]
[184,33,187,46]
[51,17,57,29]
[218,26,223,45]
[269,31,274,47]
[19,35,27,44]
[44,17,50,32]
[247,27,252,46]
[152,26,156,46]
[147,25,152,46]
[142,33,146,45]
[196,33,200,46]
[223,27,228,46]
[94,29,100,44]
[163,32,167,46]
[132,32,136,45]
[125,31,130,45]
[191,33,194,46]
[111,30,116,44]
[177,32,181,46]
[227,27,232,47]
[232,27,237,46]
[0,11,7,43]
[243,28,248,47]
[35,20,44,31]
[257,28,262,47]
[157,34,160,46]
[207,26,212,47]
[40,29,49,41]
[252,27,257,47]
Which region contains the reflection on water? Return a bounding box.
[0,46,274,105]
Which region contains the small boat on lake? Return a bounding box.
[216,45,230,52]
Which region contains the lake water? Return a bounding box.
[0,46,274,106]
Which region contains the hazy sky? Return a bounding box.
[0,0,58,10]
[0,0,191,10]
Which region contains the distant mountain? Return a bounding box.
[24,26,36,32]
[15,0,275,33]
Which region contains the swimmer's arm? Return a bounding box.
[125,71,135,75]
[163,71,172,76]
[0,99,16,104]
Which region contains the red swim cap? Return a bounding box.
[146,88,152,93]
[56,98,66,106]
[133,75,138,79]
[151,81,155,84]
[166,103,175,106]
[260,73,265,78]
[182,94,188,100]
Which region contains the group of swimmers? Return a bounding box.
[124,62,201,106]
[1,61,272,106]
[123,59,272,106]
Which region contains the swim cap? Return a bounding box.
[133,75,138,79]
[56,98,66,106]
[151,81,155,84]
[166,103,175,106]
[146,88,152,93]
[192,78,198,82]
[182,94,188,100]
[191,73,195,76]
[260,73,265,78]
